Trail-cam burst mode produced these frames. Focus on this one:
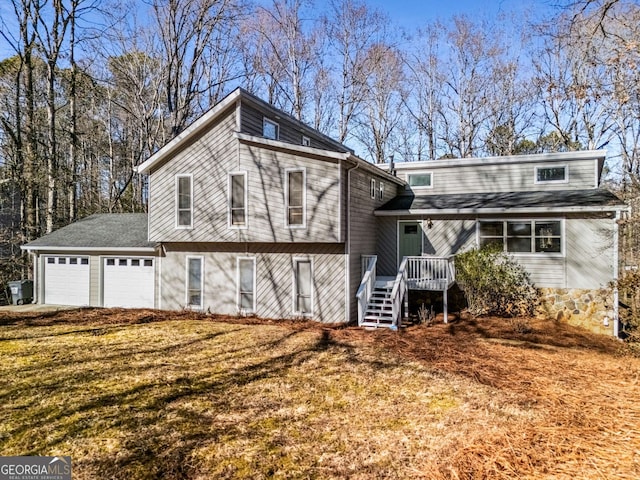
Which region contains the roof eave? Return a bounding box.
[21,245,158,253]
[374,205,628,216]
[136,89,242,174]
[236,132,349,161]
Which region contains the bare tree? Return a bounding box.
[325,0,388,143]
[438,16,507,158]
[152,0,241,135]
[354,43,406,164]
[240,0,323,123]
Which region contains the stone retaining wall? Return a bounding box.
[537,287,616,336]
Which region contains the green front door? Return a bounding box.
[399,221,422,266]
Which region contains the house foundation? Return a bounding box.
[537,287,615,336]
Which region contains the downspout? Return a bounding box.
[613,209,621,338]
[345,157,360,324]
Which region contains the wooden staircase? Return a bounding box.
[361,277,397,329]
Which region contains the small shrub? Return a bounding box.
[454,245,538,317]
[417,303,435,326]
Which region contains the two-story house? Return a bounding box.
[22,88,403,324]
[22,88,628,336]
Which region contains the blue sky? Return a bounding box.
[365,0,558,29]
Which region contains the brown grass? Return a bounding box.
[0,308,639,479]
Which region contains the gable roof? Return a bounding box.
[21,213,155,252]
[375,189,628,216]
[137,88,352,174]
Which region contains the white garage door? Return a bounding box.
[44,256,90,306]
[103,257,155,308]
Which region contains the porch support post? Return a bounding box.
[443,287,448,324]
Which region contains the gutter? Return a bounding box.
[20,246,158,253]
[374,205,628,216]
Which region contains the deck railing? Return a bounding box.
[356,255,377,326]
[405,256,455,290]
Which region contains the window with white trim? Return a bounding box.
[293,258,313,315]
[286,168,306,227]
[229,172,247,227]
[535,165,567,183]
[408,173,433,188]
[186,256,203,308]
[479,220,562,254]
[237,257,256,313]
[263,118,279,140]
[176,174,193,228]
[370,179,376,198]
[378,181,384,200]
[302,135,311,147]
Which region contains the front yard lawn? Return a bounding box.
[0,309,639,479]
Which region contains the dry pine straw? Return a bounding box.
[0,308,639,479]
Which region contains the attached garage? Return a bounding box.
[43,255,90,306]
[22,213,157,308]
[103,257,155,308]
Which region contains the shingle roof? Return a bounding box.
[23,213,154,250]
[376,189,627,214]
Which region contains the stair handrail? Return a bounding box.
[356,256,377,326]
[390,257,408,329]
[447,255,456,283]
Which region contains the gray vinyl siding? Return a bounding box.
[518,257,565,288]
[148,110,342,243]
[148,108,238,242]
[397,158,596,194]
[565,215,614,289]
[422,217,476,256]
[347,169,398,321]
[237,143,341,243]
[375,213,615,290]
[90,256,100,305]
[376,217,397,277]
[159,243,346,322]
[240,102,346,151]
[375,216,475,276]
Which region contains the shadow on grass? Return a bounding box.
[2,322,395,479]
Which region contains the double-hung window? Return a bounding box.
[293,258,313,315]
[176,174,193,228]
[286,168,305,227]
[237,257,256,313]
[370,179,376,198]
[186,256,203,309]
[229,172,247,227]
[378,181,384,200]
[479,220,562,254]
